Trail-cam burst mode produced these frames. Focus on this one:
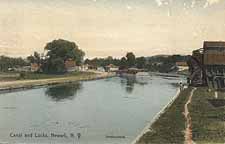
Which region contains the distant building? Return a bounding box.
[14,66,31,72]
[88,65,97,70]
[65,59,76,72]
[97,67,105,72]
[105,64,119,72]
[31,63,41,72]
[7,67,14,71]
[80,64,89,71]
[176,62,188,72]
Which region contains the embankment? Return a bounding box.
[136,86,225,144]
[0,72,115,93]
[136,87,193,144]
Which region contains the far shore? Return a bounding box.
[0,71,116,93]
[0,71,186,93]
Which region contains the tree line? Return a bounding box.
[0,56,29,72]
[0,38,188,73]
[85,52,146,69]
[85,53,188,72]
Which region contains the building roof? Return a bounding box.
[65,59,76,68]
[176,62,187,66]
[203,41,225,49]
[106,64,118,68]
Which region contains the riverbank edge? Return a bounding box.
[131,88,181,144]
[0,72,116,93]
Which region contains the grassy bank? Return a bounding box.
[189,88,225,144]
[0,71,95,81]
[137,86,225,144]
[0,72,115,92]
[0,72,20,81]
[17,71,94,80]
[137,87,193,144]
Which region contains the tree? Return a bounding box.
[43,57,66,73]
[42,39,85,74]
[27,51,41,64]
[126,52,136,68]
[27,55,35,63]
[119,57,127,70]
[136,57,146,69]
[105,56,113,65]
[0,56,28,72]
[84,56,121,67]
[34,52,41,65]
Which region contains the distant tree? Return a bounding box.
[34,52,41,64]
[84,56,121,68]
[126,52,136,67]
[27,51,41,65]
[146,54,189,73]
[107,56,113,61]
[42,57,66,74]
[42,39,85,74]
[119,57,127,70]
[105,56,113,65]
[136,57,146,69]
[0,56,28,72]
[27,55,35,63]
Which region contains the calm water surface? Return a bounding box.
[0,75,182,144]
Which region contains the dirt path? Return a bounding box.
[183,87,196,144]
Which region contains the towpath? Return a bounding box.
[184,87,196,144]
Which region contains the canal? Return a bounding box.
[0,75,183,144]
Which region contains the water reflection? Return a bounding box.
[45,82,82,101]
[120,75,148,94]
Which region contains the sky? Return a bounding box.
[0,0,225,58]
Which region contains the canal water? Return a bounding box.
[0,75,183,144]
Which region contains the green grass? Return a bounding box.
[137,87,225,144]
[0,72,20,81]
[190,87,225,143]
[16,71,95,80]
[137,87,193,144]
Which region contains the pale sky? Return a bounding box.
[0,0,225,58]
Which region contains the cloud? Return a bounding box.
[155,0,173,7]
[126,5,132,10]
[191,0,196,8]
[155,0,163,6]
[204,0,221,8]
